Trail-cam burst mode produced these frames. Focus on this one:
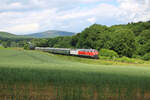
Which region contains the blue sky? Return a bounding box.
[0,0,150,35]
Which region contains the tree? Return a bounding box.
[111,29,136,57]
[142,53,150,61]
[10,42,18,47]
[24,43,29,50]
[2,42,8,48]
[137,29,150,45]
[35,39,48,47]
[71,33,80,47]
[96,31,112,50]
[53,36,72,48]
[137,40,150,56]
[76,24,108,49]
[136,29,150,56]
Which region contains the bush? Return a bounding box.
[132,55,142,59]
[24,44,30,50]
[99,49,119,58]
[2,42,8,48]
[142,53,150,61]
[116,56,135,63]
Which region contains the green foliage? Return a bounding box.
[71,34,80,47]
[142,53,150,61]
[38,39,48,47]
[53,37,72,48]
[116,56,135,63]
[99,56,144,64]
[76,24,108,49]
[1,42,6,48]
[129,21,150,36]
[24,43,30,50]
[23,42,35,50]
[2,41,9,48]
[132,55,142,59]
[137,40,150,56]
[110,29,136,57]
[96,31,112,50]
[99,49,119,58]
[136,30,150,56]
[137,29,150,44]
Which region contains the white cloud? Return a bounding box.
[88,17,96,24]
[2,24,39,35]
[117,0,150,22]
[0,9,58,34]
[59,3,119,20]
[0,2,26,11]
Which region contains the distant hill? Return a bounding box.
[0,31,18,38]
[25,30,75,38]
[0,30,75,39]
[0,31,31,39]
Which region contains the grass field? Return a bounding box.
[0,47,150,100]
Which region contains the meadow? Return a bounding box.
[0,47,150,100]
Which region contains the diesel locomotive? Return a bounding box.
[35,47,99,59]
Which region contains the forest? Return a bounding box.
[0,21,150,60]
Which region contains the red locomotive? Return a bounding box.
[70,49,99,58]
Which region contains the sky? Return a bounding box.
[0,0,150,35]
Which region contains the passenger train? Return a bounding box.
[35,47,99,59]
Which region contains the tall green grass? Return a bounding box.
[0,48,150,100]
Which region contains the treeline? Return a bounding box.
[0,38,32,48]
[0,21,150,60]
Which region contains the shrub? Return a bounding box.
[132,55,142,59]
[116,56,135,63]
[24,44,30,50]
[142,53,150,61]
[99,49,119,58]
